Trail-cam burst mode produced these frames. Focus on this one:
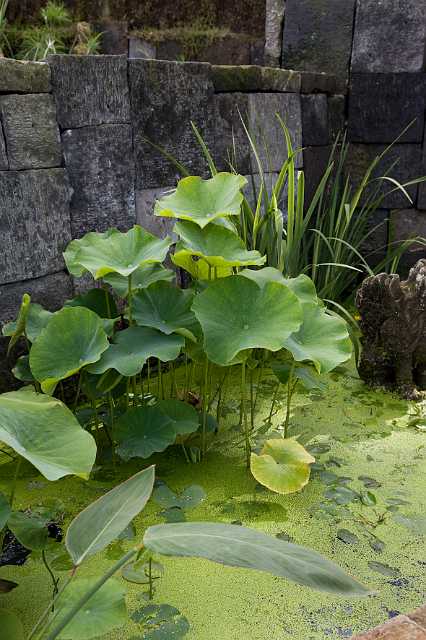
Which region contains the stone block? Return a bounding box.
[299,72,338,95]
[62,124,135,238]
[0,59,51,93]
[135,187,177,240]
[352,614,426,639]
[130,59,215,189]
[390,209,426,272]
[348,73,425,143]
[0,123,8,169]
[282,0,356,93]
[264,0,285,67]
[0,169,72,285]
[351,0,426,73]
[0,271,73,328]
[0,94,62,170]
[128,37,156,59]
[328,95,346,142]
[95,20,128,55]
[49,54,130,129]
[212,65,301,93]
[418,140,426,210]
[303,146,332,207]
[301,95,329,146]
[345,144,423,208]
[214,92,303,174]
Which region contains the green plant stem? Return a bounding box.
[9,456,22,508]
[158,359,163,400]
[29,573,74,640]
[127,274,133,325]
[241,361,250,469]
[108,392,116,471]
[44,549,138,640]
[249,368,255,431]
[268,383,280,424]
[284,363,296,439]
[41,549,60,605]
[103,285,112,319]
[148,557,154,600]
[201,357,209,457]
[73,373,82,412]
[147,360,151,393]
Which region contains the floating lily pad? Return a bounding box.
[192,275,302,366]
[115,406,176,460]
[250,438,315,495]
[64,225,171,279]
[131,603,190,639]
[29,306,109,394]
[154,173,246,228]
[336,529,359,545]
[87,326,184,377]
[152,483,206,510]
[172,220,265,279]
[157,400,199,436]
[324,486,359,505]
[368,561,400,577]
[132,282,198,341]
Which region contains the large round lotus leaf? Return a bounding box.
[241,267,351,374]
[87,326,184,377]
[115,406,176,460]
[154,173,247,228]
[172,242,232,280]
[103,264,174,298]
[283,304,352,374]
[49,578,127,640]
[132,282,197,340]
[2,302,53,344]
[0,390,96,480]
[63,225,171,279]
[241,268,318,305]
[172,221,265,280]
[191,275,303,366]
[29,307,109,394]
[157,399,199,436]
[0,610,24,640]
[251,438,315,495]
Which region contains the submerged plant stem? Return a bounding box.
[284,363,297,439]
[41,549,60,605]
[268,382,280,424]
[201,357,209,457]
[9,456,22,508]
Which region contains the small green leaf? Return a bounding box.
[368,561,400,577]
[8,511,48,550]
[122,560,164,585]
[48,578,127,639]
[87,327,184,377]
[132,282,198,340]
[152,484,206,510]
[172,220,265,279]
[66,466,154,566]
[250,439,315,495]
[104,264,174,298]
[12,355,35,382]
[115,407,176,460]
[65,288,118,319]
[324,486,359,505]
[360,491,377,506]
[154,173,246,228]
[29,306,109,394]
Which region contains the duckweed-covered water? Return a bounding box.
[1,365,425,639]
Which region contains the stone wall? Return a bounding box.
[0,55,337,337]
[281,0,426,271]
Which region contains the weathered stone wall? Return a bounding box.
[0,56,335,336]
[281,0,426,271]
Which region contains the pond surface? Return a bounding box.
[1,365,425,639]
